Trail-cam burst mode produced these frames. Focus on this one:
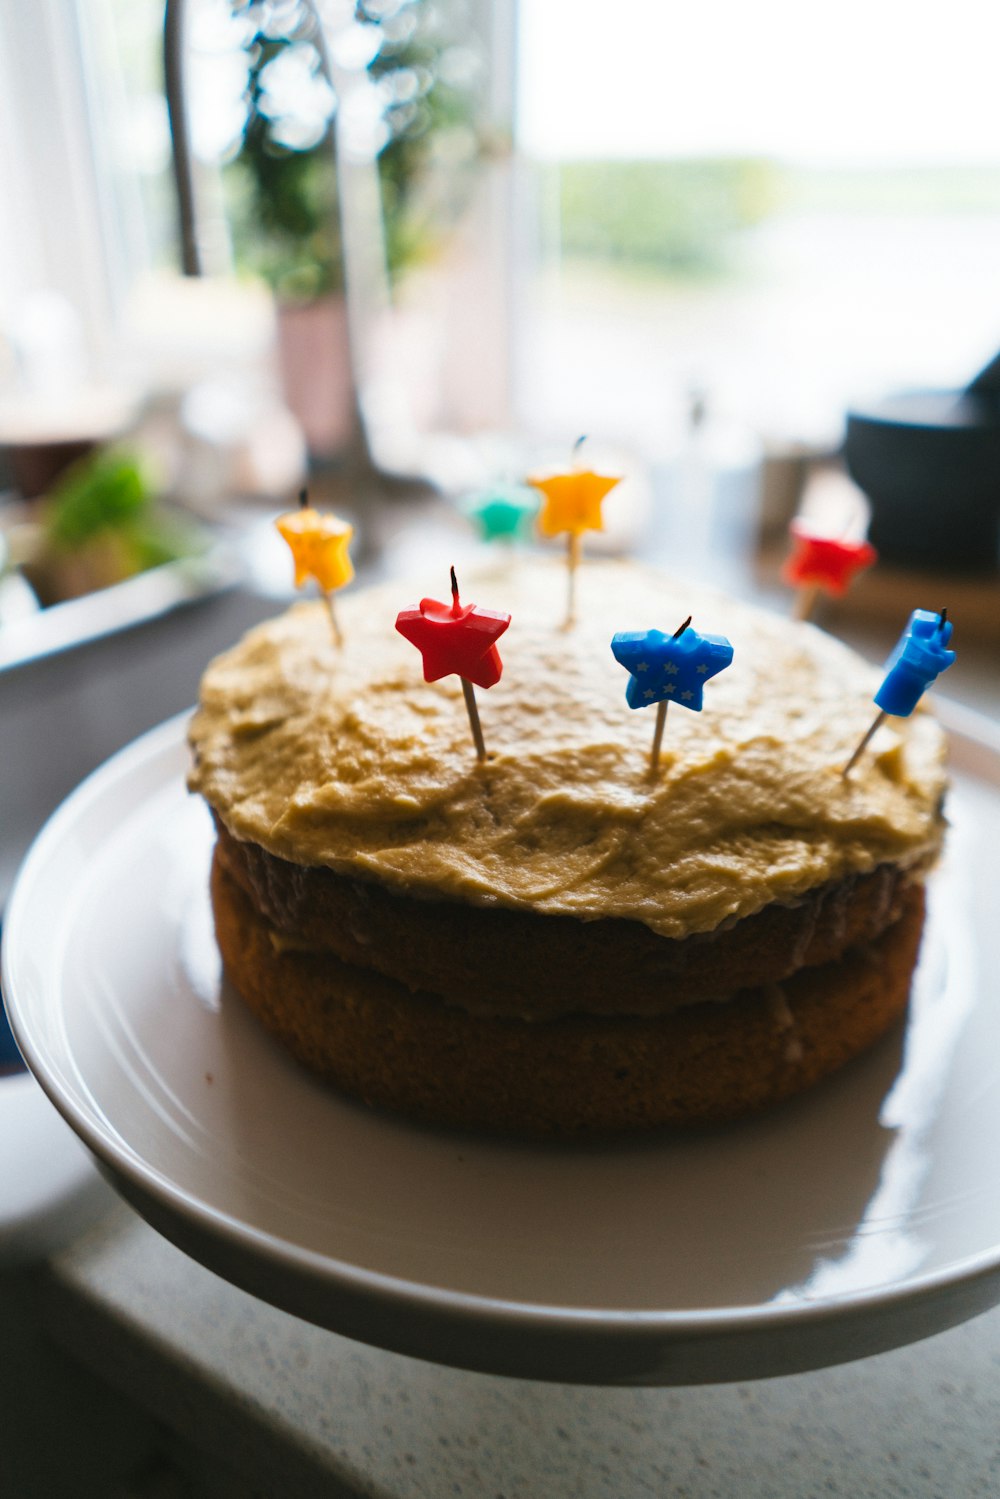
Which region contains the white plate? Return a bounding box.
[4,707,1000,1386]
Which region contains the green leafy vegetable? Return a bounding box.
[45,449,154,551]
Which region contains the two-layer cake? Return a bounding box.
[188,559,946,1135]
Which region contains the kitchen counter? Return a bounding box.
[35,1198,1000,1498]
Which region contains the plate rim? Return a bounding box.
[5,700,1000,1359]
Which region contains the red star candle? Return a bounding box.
[782,520,877,621]
[275,489,354,645]
[395,567,511,761]
[528,438,621,626]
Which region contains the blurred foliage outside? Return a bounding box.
[224,0,482,304]
[552,158,1000,281]
[554,158,778,277]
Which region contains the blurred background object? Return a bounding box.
[4,0,1000,551]
[845,349,1000,573]
[10,445,205,605]
[162,0,502,484]
[3,0,1000,684]
[189,0,488,468]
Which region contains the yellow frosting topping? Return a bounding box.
[188,559,948,941]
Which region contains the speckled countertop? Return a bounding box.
[34,1200,1000,1499]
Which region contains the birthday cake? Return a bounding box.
[187,557,949,1135]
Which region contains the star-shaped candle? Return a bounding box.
[843,608,955,776]
[462,482,540,543]
[275,489,354,645]
[395,567,511,761]
[529,439,621,626]
[611,616,735,771]
[783,519,877,621]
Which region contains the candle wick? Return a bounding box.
[938,607,948,631]
[573,434,588,456]
[450,564,461,615]
[673,615,692,639]
[298,488,309,509]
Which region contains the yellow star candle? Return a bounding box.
[529,443,621,626]
[275,490,354,645]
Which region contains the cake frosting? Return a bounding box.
[188,558,947,942]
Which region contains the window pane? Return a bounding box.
[513,0,1000,456]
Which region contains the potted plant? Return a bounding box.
[224,0,482,463]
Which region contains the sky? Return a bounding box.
[517,0,1000,165]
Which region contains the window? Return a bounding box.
[512,0,1000,457]
[4,0,1000,482]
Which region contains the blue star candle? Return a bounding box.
[611,617,734,770]
[843,608,955,776]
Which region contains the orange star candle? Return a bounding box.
[275,489,354,645]
[529,439,621,626]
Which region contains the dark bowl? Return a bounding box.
[844,390,1000,573]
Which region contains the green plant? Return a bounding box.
[225,0,481,302]
[19,447,204,606]
[44,448,199,573]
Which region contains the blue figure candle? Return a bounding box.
[611,616,734,770]
[843,608,955,776]
[875,608,956,715]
